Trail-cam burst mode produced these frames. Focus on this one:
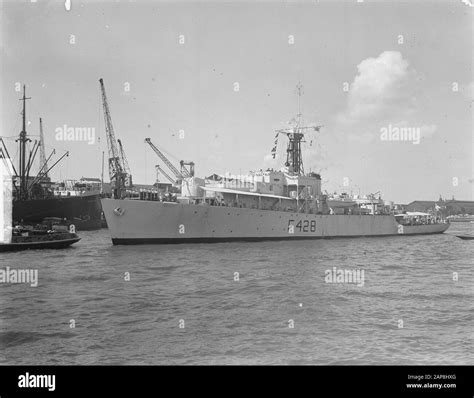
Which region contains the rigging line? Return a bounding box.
[3,103,23,140]
[24,104,36,141]
[1,135,20,140]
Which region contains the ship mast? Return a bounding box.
[275,82,322,176]
[296,81,303,126]
[16,85,31,200]
[10,87,68,200]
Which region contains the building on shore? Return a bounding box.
[405,198,474,215]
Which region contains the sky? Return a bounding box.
[1,0,472,203]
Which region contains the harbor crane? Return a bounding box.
[179,160,195,178]
[38,118,49,180]
[117,139,132,187]
[99,78,132,198]
[145,137,193,184]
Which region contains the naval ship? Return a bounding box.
[101,89,449,244]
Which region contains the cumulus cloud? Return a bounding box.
[331,50,441,146]
[339,51,417,125]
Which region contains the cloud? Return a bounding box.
[330,50,440,147]
[339,51,417,125]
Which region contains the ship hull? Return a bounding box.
[102,199,450,244]
[13,194,102,231]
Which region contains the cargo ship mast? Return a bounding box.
[17,85,31,200]
[10,86,68,200]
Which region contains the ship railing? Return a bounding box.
[395,213,444,226]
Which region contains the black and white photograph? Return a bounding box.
[0,0,473,393]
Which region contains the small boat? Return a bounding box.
[0,220,80,252]
[455,235,474,240]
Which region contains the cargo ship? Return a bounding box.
[1,86,102,231]
[100,84,449,244]
[13,193,102,231]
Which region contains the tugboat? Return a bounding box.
[0,218,80,252]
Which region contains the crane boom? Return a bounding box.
[99,78,129,198]
[39,118,49,179]
[117,139,129,172]
[117,139,132,187]
[117,139,131,179]
[155,164,176,184]
[144,138,183,180]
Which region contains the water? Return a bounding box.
[1,223,472,365]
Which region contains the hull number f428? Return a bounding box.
[288,219,316,233]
